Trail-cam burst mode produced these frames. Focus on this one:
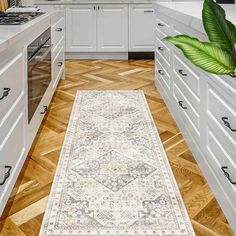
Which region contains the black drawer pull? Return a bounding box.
[221,166,236,185]
[221,117,236,132]
[55,28,63,32]
[40,106,48,115]
[178,101,187,109]
[0,166,12,185]
[158,70,164,75]
[158,23,164,27]
[57,62,63,67]
[178,69,187,76]
[93,6,95,10]
[158,46,165,51]
[0,88,10,100]
[144,10,154,13]
[98,6,100,10]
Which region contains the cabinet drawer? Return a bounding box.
[206,83,236,160]
[173,83,200,137]
[0,53,24,128]
[206,126,236,208]
[155,36,171,65]
[51,17,65,49]
[52,46,64,89]
[155,59,171,93]
[173,55,200,98]
[155,17,175,36]
[0,111,26,213]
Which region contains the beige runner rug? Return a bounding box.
[40,90,195,236]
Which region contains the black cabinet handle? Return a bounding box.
[144,10,154,13]
[0,166,12,185]
[40,106,48,115]
[178,69,187,76]
[221,117,236,132]
[221,166,236,185]
[158,70,164,75]
[158,23,164,27]
[93,6,95,10]
[57,62,63,67]
[55,28,63,32]
[0,88,10,100]
[158,46,165,51]
[178,101,187,109]
[98,6,100,10]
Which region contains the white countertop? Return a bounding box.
[35,0,152,5]
[0,10,61,54]
[153,1,236,34]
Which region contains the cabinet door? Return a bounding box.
[97,4,128,52]
[66,5,96,52]
[129,4,155,52]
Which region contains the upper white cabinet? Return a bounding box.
[129,4,155,51]
[66,5,96,52]
[97,5,128,52]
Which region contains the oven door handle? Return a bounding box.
[32,44,53,62]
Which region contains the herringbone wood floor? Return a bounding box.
[0,60,233,236]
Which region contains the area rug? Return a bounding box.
[40,90,195,236]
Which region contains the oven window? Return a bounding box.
[28,43,51,123]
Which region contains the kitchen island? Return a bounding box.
[153,1,236,234]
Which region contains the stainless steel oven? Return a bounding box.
[27,28,52,123]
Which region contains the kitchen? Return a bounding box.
[0,0,235,235]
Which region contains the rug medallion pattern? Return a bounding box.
[40,91,195,236]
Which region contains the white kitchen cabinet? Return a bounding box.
[154,5,236,233]
[129,4,155,51]
[66,4,128,53]
[97,5,128,52]
[66,5,96,52]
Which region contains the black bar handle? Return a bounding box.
[144,10,154,13]
[0,165,12,185]
[178,69,187,76]
[158,46,165,51]
[221,117,236,132]
[40,106,48,115]
[94,6,95,10]
[178,101,187,109]
[158,70,164,75]
[158,23,164,27]
[98,6,100,10]
[221,166,236,185]
[57,62,63,67]
[0,88,10,100]
[55,28,63,32]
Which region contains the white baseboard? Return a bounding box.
[65,52,128,60]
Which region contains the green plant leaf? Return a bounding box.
[165,35,236,75]
[203,0,236,52]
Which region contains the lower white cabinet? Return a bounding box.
[66,5,96,52]
[66,4,128,53]
[97,5,128,52]
[129,4,155,51]
[154,10,236,233]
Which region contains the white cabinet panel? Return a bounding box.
[66,6,96,52]
[129,4,155,51]
[97,5,128,52]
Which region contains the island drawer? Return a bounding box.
[205,126,236,209]
[0,110,26,214]
[206,83,236,163]
[155,34,171,64]
[173,83,200,138]
[173,55,200,98]
[155,17,175,36]
[0,53,25,129]
[51,17,65,49]
[155,59,171,94]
